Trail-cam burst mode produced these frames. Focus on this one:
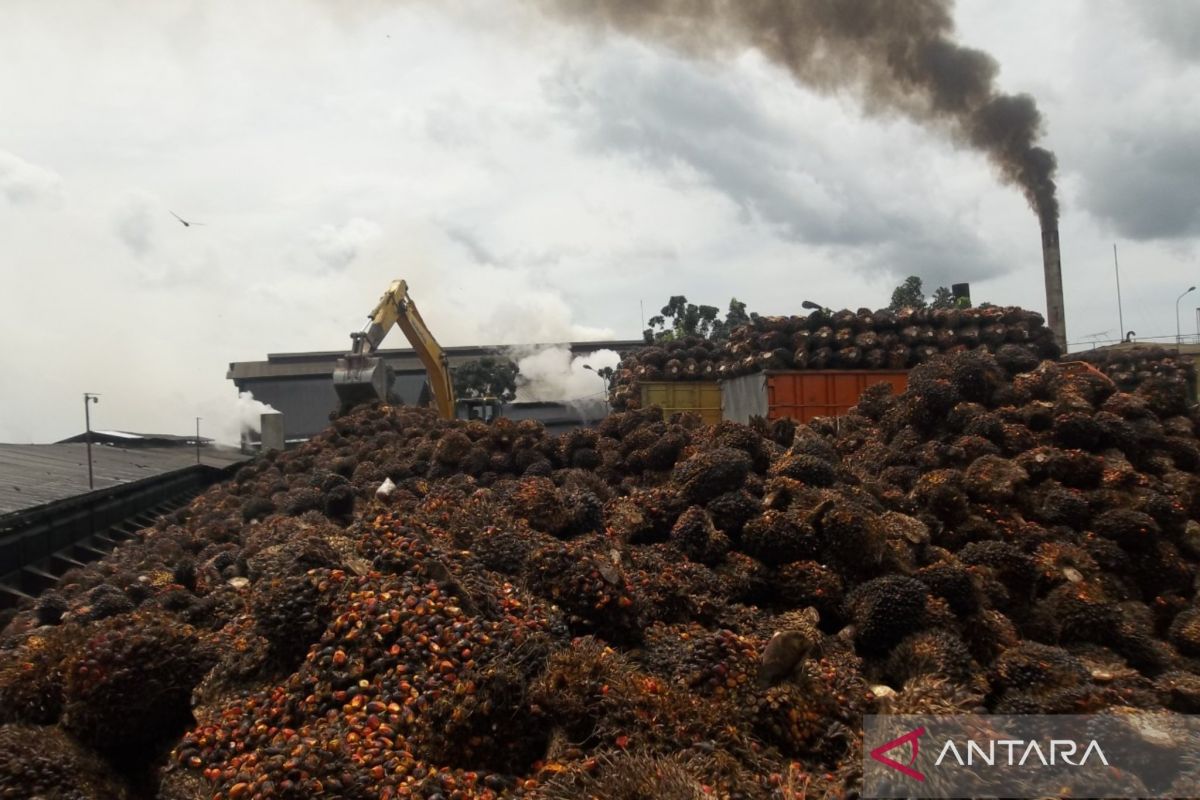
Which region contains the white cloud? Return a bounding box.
[113,192,158,257]
[310,217,383,272]
[0,149,61,205]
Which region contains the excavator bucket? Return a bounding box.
[332,355,394,409]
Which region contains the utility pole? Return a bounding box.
[1113,244,1125,342]
[195,417,202,464]
[83,393,100,490]
[1177,287,1196,346]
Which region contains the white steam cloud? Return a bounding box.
[512,346,621,417]
[198,391,278,446]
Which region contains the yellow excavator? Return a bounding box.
[332,280,500,421]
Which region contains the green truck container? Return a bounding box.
[639,381,723,426]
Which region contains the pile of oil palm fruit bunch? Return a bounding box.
[1073,345,1197,394]
[609,305,1060,411]
[5,346,1200,799]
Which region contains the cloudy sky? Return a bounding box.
[1,0,1198,442]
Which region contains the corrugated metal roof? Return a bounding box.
[57,431,213,445]
[0,443,247,516]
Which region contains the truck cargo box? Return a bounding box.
[721,370,908,424]
[639,381,723,426]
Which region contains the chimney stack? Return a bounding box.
[260,411,285,453]
[951,283,971,306]
[1041,225,1067,352]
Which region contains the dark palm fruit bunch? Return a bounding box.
[769,451,837,487]
[704,489,761,538]
[504,476,572,536]
[61,612,218,766]
[524,538,644,643]
[957,541,1038,611]
[537,752,712,800]
[669,506,731,566]
[749,681,839,757]
[815,501,889,576]
[677,627,761,697]
[33,591,69,626]
[1169,607,1200,657]
[1092,508,1161,550]
[0,624,89,726]
[773,560,844,623]
[709,421,773,472]
[1155,670,1200,713]
[250,571,333,670]
[322,479,356,523]
[0,723,132,800]
[911,469,971,524]
[988,642,1091,701]
[713,550,773,604]
[903,364,962,427]
[1030,481,1091,527]
[963,455,1028,504]
[673,447,754,504]
[413,660,548,775]
[281,485,323,516]
[740,510,819,566]
[70,583,136,623]
[915,560,983,616]
[1034,580,1124,647]
[845,576,931,657]
[883,629,977,689]
[240,495,276,522]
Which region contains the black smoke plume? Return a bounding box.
[541,0,1059,226]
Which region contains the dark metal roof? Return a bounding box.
[0,443,247,517]
[227,340,644,381]
[57,431,214,446]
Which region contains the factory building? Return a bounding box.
[227,340,643,442]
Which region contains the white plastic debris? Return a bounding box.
[376,477,397,499]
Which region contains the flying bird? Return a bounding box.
[170,210,205,227]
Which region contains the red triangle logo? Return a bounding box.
[869,726,926,782]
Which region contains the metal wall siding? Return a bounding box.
[719,373,769,425]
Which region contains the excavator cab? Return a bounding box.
[457,397,503,423]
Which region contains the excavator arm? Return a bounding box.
[333,280,457,419]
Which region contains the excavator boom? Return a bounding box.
[332,280,457,419]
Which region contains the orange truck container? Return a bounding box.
[639,381,723,426]
[720,370,909,424]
